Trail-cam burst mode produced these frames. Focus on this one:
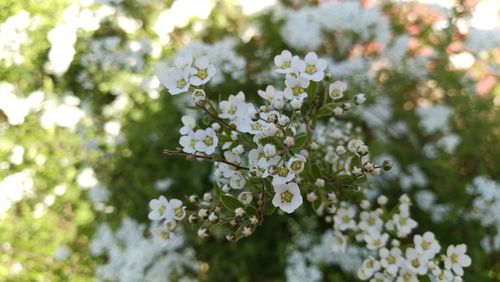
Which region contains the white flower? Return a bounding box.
[284,76,309,101]
[364,231,389,250]
[272,182,303,214]
[194,128,218,154]
[404,247,429,275]
[179,131,196,153]
[300,52,327,81]
[334,206,357,231]
[414,232,441,258]
[329,81,347,100]
[174,54,193,70]
[219,92,246,120]
[148,196,168,220]
[180,115,196,135]
[392,213,417,237]
[189,56,216,86]
[263,144,277,158]
[379,247,401,275]
[358,257,381,280]
[358,210,384,233]
[328,231,347,253]
[396,267,418,282]
[156,66,190,95]
[444,244,471,276]
[271,164,295,186]
[287,154,306,174]
[274,50,293,73]
[148,196,185,222]
[258,85,285,108]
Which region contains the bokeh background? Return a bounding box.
[0,0,499,281]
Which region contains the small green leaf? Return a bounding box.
[213,184,222,200]
[220,194,243,211]
[264,203,277,215]
[293,133,307,150]
[353,175,367,185]
[245,205,258,215]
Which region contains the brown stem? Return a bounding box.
[163,149,249,170]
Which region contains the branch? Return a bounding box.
[163,149,249,170]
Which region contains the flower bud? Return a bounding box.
[307,192,318,203]
[192,89,206,103]
[356,145,369,156]
[382,160,393,171]
[332,107,343,116]
[315,178,325,188]
[283,136,295,148]
[354,93,366,105]
[189,195,199,204]
[211,122,221,131]
[208,212,219,223]
[198,208,209,219]
[188,214,199,224]
[235,207,245,217]
[377,195,388,206]
[290,98,303,110]
[242,226,253,237]
[197,228,209,239]
[342,102,352,111]
[249,215,259,225]
[336,145,347,155]
[203,192,213,202]
[362,161,374,173]
[263,144,277,158]
[226,233,235,241]
[278,115,290,126]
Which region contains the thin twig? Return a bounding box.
[163,149,249,170]
[258,179,265,225]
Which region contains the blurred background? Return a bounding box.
[0,0,499,281]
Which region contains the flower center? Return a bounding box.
[411,258,420,268]
[251,122,261,130]
[175,207,184,217]
[450,253,458,264]
[367,217,376,225]
[176,79,186,89]
[159,205,166,214]
[292,86,302,96]
[305,64,316,74]
[387,255,395,264]
[399,217,407,226]
[290,160,302,171]
[160,230,170,240]
[204,136,214,146]
[331,89,341,98]
[281,61,291,69]
[197,69,208,80]
[421,241,431,250]
[280,190,293,203]
[277,167,289,177]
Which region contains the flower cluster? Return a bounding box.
[147,196,187,241]
[315,195,471,282]
[151,50,391,241]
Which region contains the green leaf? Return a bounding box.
[353,175,367,185]
[220,194,243,211]
[336,175,354,185]
[245,205,258,215]
[213,184,222,200]
[264,202,277,215]
[292,133,307,150]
